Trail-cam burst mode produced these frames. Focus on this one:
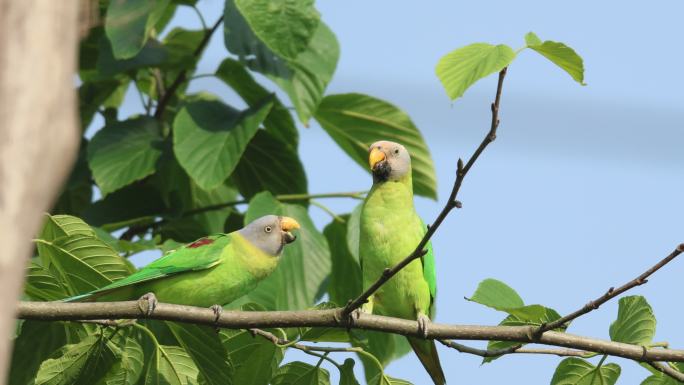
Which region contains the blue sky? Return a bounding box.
[108,1,684,383]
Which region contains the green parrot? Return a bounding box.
[65,215,301,314]
[359,140,446,385]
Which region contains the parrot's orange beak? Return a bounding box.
[280,217,301,232]
[368,148,386,170]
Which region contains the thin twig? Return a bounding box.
[17,300,684,362]
[439,340,594,358]
[342,67,508,316]
[153,16,223,120]
[250,328,344,369]
[118,191,366,241]
[537,243,684,334]
[648,361,684,382]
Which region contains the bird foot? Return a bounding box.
[210,304,223,333]
[137,292,158,317]
[417,313,431,339]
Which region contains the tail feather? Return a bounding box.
[407,337,446,385]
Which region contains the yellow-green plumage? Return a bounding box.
[65,215,299,307]
[360,141,445,385]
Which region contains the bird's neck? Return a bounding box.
[367,173,414,209]
[232,233,280,278]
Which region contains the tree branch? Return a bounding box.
[537,243,684,334]
[17,300,684,363]
[342,67,508,316]
[648,361,684,382]
[153,16,223,120]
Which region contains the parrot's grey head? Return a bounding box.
[239,215,301,256]
[368,140,411,183]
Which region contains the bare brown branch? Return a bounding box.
[439,340,594,358]
[538,243,684,334]
[648,361,684,382]
[16,300,684,363]
[342,67,509,316]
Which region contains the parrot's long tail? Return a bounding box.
[407,337,446,385]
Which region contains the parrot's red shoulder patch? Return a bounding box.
[187,238,215,248]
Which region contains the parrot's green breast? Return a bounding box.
[360,180,432,320]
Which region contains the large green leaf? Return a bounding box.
[51,233,133,281]
[9,321,72,385]
[35,334,116,385]
[52,142,93,217]
[239,192,331,310]
[24,261,69,301]
[271,362,330,385]
[314,93,437,199]
[435,43,516,100]
[84,182,167,231]
[323,215,362,306]
[220,328,285,385]
[97,334,145,385]
[166,322,232,385]
[524,32,586,85]
[550,358,621,385]
[609,295,656,345]
[269,22,339,124]
[105,0,171,59]
[467,278,524,311]
[88,117,163,196]
[368,373,414,385]
[215,58,298,148]
[234,0,319,60]
[40,214,95,242]
[96,38,168,78]
[231,129,307,200]
[142,345,199,385]
[173,96,273,191]
[224,0,290,78]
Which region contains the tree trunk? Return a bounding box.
[0,1,80,383]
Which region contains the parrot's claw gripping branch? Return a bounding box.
[342,67,509,318]
[137,292,158,317]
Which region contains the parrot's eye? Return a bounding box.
[264,226,272,233]
[393,149,399,155]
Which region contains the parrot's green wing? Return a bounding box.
[65,234,230,301]
[420,221,437,313]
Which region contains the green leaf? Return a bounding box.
[35,334,117,385]
[142,345,199,385]
[105,0,171,59]
[24,261,69,301]
[172,96,273,190]
[271,362,330,385]
[368,371,413,385]
[314,93,437,199]
[323,215,362,306]
[97,336,144,385]
[525,32,586,85]
[339,359,361,385]
[9,321,72,385]
[40,214,95,242]
[234,0,320,60]
[220,328,284,385]
[435,43,516,100]
[53,233,134,281]
[346,203,362,261]
[239,191,331,310]
[215,58,298,148]
[88,117,163,196]
[524,32,542,46]
[52,142,94,217]
[483,305,565,363]
[268,22,339,124]
[166,322,233,385]
[550,358,621,385]
[297,302,350,343]
[84,182,166,231]
[609,295,656,345]
[96,38,168,78]
[467,278,524,311]
[231,129,307,200]
[79,80,126,129]
[351,330,410,381]
[162,28,205,71]
[224,0,290,78]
